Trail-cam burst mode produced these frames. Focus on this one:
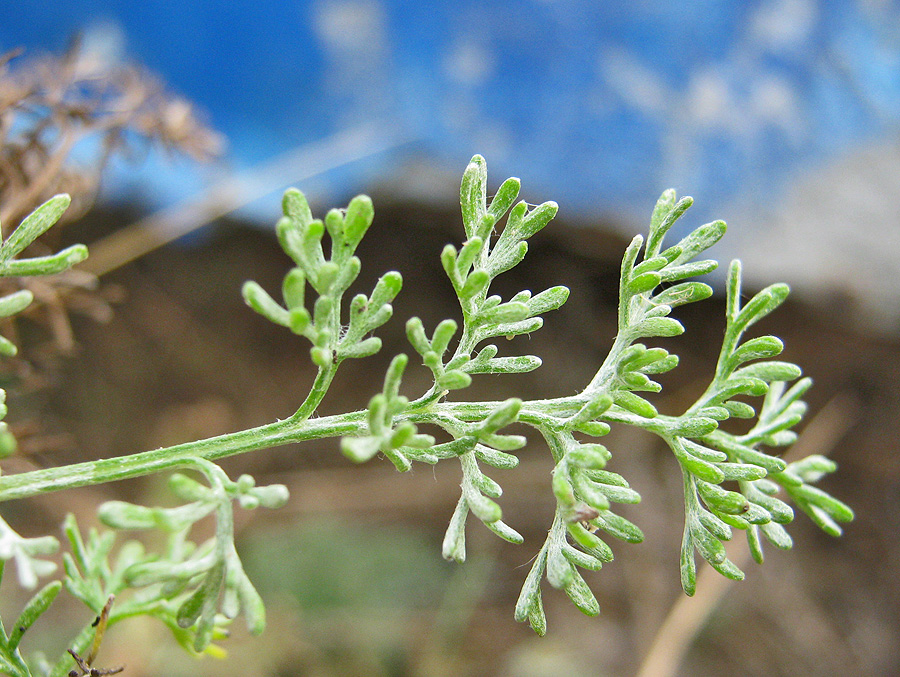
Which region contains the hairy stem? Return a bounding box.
[0,414,361,502]
[0,388,699,504]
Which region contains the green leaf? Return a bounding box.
[732,283,790,333]
[460,269,490,301]
[722,400,756,418]
[668,220,727,266]
[0,194,71,264]
[243,281,289,327]
[0,335,17,357]
[441,498,469,563]
[627,271,661,295]
[594,510,644,542]
[697,510,732,541]
[613,391,658,418]
[698,405,731,420]
[514,548,547,623]
[568,393,613,428]
[717,463,767,482]
[697,481,749,515]
[314,261,340,295]
[680,438,727,462]
[713,376,769,402]
[515,201,558,241]
[339,336,381,359]
[343,194,374,245]
[479,399,522,434]
[465,490,502,524]
[484,517,523,544]
[672,440,725,484]
[282,188,313,226]
[334,256,361,294]
[487,176,522,222]
[732,361,802,383]
[567,444,610,470]
[3,245,88,276]
[460,155,488,235]
[97,501,159,530]
[324,208,345,244]
[692,520,727,564]
[632,255,669,276]
[648,189,677,236]
[437,370,472,391]
[368,271,402,310]
[759,521,793,550]
[714,440,786,473]
[281,268,306,309]
[564,570,600,616]
[567,522,614,563]
[745,485,794,523]
[562,543,604,571]
[633,317,684,338]
[546,546,574,589]
[381,354,407,401]
[7,580,62,651]
[789,454,837,483]
[235,572,267,635]
[340,436,381,463]
[456,237,484,277]
[289,307,311,335]
[577,421,612,437]
[657,259,718,283]
[646,194,692,259]
[680,532,697,596]
[671,417,718,437]
[476,302,529,325]
[474,444,519,469]
[727,335,784,370]
[441,244,462,288]
[552,469,576,505]
[465,355,542,374]
[651,281,713,308]
[301,221,327,278]
[0,290,33,318]
[709,556,745,581]
[487,239,528,277]
[571,474,609,511]
[527,285,570,316]
[790,484,855,523]
[405,317,431,356]
[641,354,679,374]
[486,317,544,339]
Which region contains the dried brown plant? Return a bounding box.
[0,37,222,232]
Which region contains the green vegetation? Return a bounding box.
[0,155,852,675]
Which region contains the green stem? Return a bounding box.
[0,383,684,505]
[0,413,363,503]
[585,332,630,393]
[289,365,337,422]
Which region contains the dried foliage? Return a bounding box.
[0,38,222,232]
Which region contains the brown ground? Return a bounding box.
[2,197,897,676]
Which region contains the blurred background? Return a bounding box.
[0,1,898,675]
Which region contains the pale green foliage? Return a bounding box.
[0,196,86,593]
[0,158,853,672]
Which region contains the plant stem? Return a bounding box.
[0,384,683,504]
[288,365,337,422]
[0,413,363,502]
